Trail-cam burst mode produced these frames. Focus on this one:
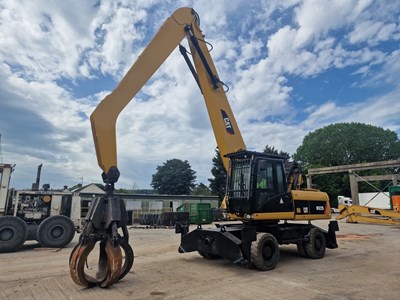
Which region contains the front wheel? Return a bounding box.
[0,216,28,252]
[251,233,280,271]
[305,228,326,259]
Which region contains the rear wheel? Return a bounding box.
[251,233,280,271]
[37,215,75,248]
[0,216,28,253]
[305,228,326,259]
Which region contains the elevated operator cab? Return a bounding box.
[225,151,332,222]
[226,151,292,216]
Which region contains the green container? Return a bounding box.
[389,186,400,209]
[189,203,212,224]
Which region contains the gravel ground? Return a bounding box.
[0,218,399,300]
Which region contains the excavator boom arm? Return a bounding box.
[90,7,245,179]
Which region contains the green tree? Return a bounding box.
[151,159,196,195]
[208,148,227,201]
[294,122,400,204]
[192,182,211,195]
[294,123,400,166]
[263,145,290,157]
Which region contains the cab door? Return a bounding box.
[253,159,292,213]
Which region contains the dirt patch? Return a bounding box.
[336,233,382,240]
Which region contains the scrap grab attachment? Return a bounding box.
[69,169,134,288]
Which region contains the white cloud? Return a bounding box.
[263,0,399,80]
[293,0,372,48]
[0,0,399,190]
[232,58,293,123]
[349,21,393,45]
[87,2,149,76]
[302,89,400,133]
[0,0,96,81]
[241,121,307,155]
[354,50,400,87]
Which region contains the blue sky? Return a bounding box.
[0,0,399,190]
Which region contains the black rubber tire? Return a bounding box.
[197,250,221,259]
[37,215,75,248]
[296,241,308,257]
[251,233,280,271]
[304,228,326,259]
[0,216,28,253]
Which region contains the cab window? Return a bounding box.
[256,159,285,194]
[256,160,273,190]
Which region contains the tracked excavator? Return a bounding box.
[69,7,338,288]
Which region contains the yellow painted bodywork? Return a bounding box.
[227,189,332,221]
[292,189,331,219]
[90,7,245,175]
[336,204,400,225]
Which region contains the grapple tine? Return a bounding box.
[96,240,108,283]
[99,236,122,288]
[118,237,134,280]
[69,244,85,287]
[69,239,98,288]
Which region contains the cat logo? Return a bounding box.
[221,110,235,135]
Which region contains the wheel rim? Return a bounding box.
[50,225,64,239]
[0,227,14,241]
[262,242,274,260]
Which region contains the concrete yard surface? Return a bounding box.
[0,219,399,300]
